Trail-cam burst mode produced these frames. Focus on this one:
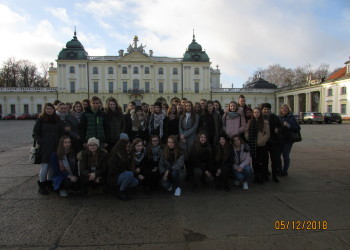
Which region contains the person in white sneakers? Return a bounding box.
[159,136,184,196]
[232,135,253,190]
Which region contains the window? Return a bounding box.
[123,82,127,93]
[173,82,178,93]
[327,105,332,113]
[0,104,2,114]
[328,88,333,96]
[133,67,139,74]
[145,82,150,93]
[94,82,98,93]
[37,104,42,114]
[341,104,346,114]
[159,82,164,93]
[69,66,75,74]
[145,67,150,74]
[24,104,29,114]
[70,81,75,93]
[158,68,163,75]
[10,104,16,114]
[122,67,127,74]
[173,68,178,75]
[108,67,113,74]
[109,82,113,93]
[195,82,199,93]
[93,67,98,74]
[341,86,347,95]
[194,68,199,75]
[133,79,140,89]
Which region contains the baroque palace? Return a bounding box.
[0,32,349,120]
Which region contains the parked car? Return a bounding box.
[30,113,40,120]
[300,112,324,124]
[323,113,342,124]
[293,114,302,124]
[3,114,16,120]
[17,113,31,120]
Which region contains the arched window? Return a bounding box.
[69,66,75,74]
[93,67,98,74]
[122,67,127,74]
[133,79,140,89]
[158,68,164,75]
[108,67,113,74]
[194,68,199,75]
[133,67,139,74]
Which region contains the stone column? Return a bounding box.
[294,94,299,113]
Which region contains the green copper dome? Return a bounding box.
[183,34,209,62]
[58,31,88,60]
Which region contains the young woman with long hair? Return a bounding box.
[214,135,234,191]
[71,101,84,123]
[130,138,154,195]
[222,101,246,139]
[108,139,138,200]
[189,132,214,191]
[244,107,270,183]
[159,136,185,196]
[50,136,80,197]
[278,104,301,176]
[33,103,65,195]
[198,100,222,147]
[167,103,179,138]
[104,97,126,152]
[232,135,253,190]
[129,105,148,143]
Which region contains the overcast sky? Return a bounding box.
[0,0,349,88]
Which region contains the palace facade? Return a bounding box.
[0,32,348,119]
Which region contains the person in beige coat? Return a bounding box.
[245,107,270,183]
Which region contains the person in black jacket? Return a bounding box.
[213,135,234,191]
[261,103,282,183]
[149,102,168,144]
[32,103,65,195]
[79,137,108,195]
[108,139,138,200]
[189,132,214,191]
[167,104,179,138]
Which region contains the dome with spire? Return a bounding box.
[183,33,209,62]
[58,30,88,60]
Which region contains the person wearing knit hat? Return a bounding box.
[87,137,99,147]
[119,133,129,141]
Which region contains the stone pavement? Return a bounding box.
[1,124,350,249]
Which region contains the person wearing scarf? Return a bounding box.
[149,102,168,144]
[244,107,270,184]
[130,106,148,143]
[222,101,246,139]
[51,136,80,197]
[167,104,179,138]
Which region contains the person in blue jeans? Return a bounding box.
[232,135,253,190]
[107,140,138,200]
[159,136,184,196]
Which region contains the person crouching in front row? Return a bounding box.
[51,135,80,197]
[79,137,108,195]
[107,140,139,200]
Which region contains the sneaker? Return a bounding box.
[59,189,68,197]
[234,180,240,186]
[174,187,181,196]
[243,182,248,190]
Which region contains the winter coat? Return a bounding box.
[222,111,246,139]
[198,112,222,146]
[50,152,78,191]
[265,114,283,144]
[32,117,65,164]
[245,120,270,147]
[80,107,107,144]
[189,143,213,173]
[79,148,108,179]
[233,144,252,171]
[149,114,169,143]
[279,112,301,144]
[107,153,130,188]
[213,146,234,172]
[105,112,126,147]
[179,113,199,157]
[159,151,184,174]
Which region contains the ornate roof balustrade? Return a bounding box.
[0,87,57,92]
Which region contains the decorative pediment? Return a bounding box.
[117,52,155,63]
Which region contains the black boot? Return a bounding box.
[45,180,54,192]
[37,181,49,195]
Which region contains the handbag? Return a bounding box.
[288,130,302,143]
[29,140,42,164]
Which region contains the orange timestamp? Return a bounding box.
[274,220,328,230]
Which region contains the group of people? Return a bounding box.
[32,95,301,200]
